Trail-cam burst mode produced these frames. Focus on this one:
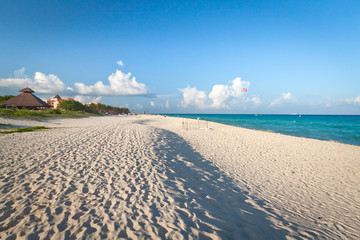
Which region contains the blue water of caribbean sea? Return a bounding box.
[166,114,360,146]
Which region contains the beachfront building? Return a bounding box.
[44,94,62,109]
[2,87,50,110]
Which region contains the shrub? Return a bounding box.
[12,109,46,117]
[0,109,46,118]
[58,99,99,114]
[0,109,14,115]
[58,99,85,111]
[46,109,61,114]
[1,126,49,134]
[88,103,130,115]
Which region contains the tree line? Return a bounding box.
[88,103,130,115]
[58,100,130,115]
[0,95,14,104]
[1,95,130,115]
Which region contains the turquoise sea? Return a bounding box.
[166,114,360,146]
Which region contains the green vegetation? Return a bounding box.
[0,95,14,105]
[13,109,46,117]
[0,109,15,116]
[0,95,129,119]
[0,109,46,118]
[57,99,97,113]
[88,103,130,115]
[0,108,99,119]
[58,100,130,115]
[53,111,99,118]
[46,109,62,114]
[1,126,49,134]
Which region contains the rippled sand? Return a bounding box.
[0,116,359,239]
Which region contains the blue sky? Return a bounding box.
[1,0,359,114]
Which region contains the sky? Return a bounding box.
[1,0,359,114]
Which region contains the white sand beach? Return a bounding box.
[0,115,359,239]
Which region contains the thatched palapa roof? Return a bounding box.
[19,87,34,93]
[52,94,61,100]
[3,87,50,108]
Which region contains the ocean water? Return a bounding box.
[166,114,360,146]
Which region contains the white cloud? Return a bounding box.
[326,96,360,107]
[230,77,250,97]
[0,68,31,88]
[150,101,155,107]
[74,95,102,104]
[14,67,28,78]
[117,60,124,67]
[0,77,30,88]
[136,104,143,109]
[165,100,169,109]
[33,72,66,94]
[1,67,149,100]
[180,86,208,109]
[249,96,262,105]
[179,77,255,109]
[209,84,230,108]
[157,93,177,98]
[269,92,294,107]
[75,70,148,96]
[345,96,360,105]
[0,68,66,94]
[208,78,251,109]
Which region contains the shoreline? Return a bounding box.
[1,113,359,147]
[163,114,360,146]
[1,115,359,239]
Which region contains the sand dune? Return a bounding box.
[0,116,359,239]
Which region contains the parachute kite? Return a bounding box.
[242,88,247,92]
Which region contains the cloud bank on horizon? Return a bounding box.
[179,77,260,110]
[0,63,149,99]
[1,65,359,112]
